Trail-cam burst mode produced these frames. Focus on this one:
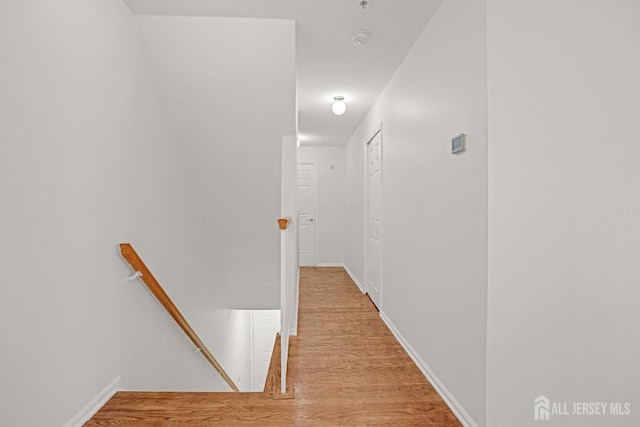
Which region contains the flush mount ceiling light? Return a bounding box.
[351,29,371,47]
[332,96,346,115]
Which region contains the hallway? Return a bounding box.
[87,267,461,426]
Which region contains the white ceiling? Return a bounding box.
[123,0,443,146]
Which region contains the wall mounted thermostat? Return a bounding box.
[451,133,466,154]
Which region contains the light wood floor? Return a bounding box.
[87,267,461,426]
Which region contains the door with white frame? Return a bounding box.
[366,129,382,308]
[250,310,280,391]
[297,163,317,266]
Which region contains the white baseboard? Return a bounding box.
[342,264,366,294]
[63,375,120,427]
[379,313,479,427]
[315,263,344,267]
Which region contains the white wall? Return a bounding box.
[345,134,366,282]
[134,15,296,310]
[0,1,227,425]
[343,0,488,425]
[125,14,296,393]
[486,1,640,426]
[297,147,345,265]
[0,3,295,425]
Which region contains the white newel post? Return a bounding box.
[280,135,297,393]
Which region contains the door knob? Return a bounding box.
[309,218,314,222]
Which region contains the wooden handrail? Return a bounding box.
[119,243,239,392]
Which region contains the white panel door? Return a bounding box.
[366,131,382,308]
[251,310,281,391]
[297,163,317,266]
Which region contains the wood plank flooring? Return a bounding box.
[87,267,462,426]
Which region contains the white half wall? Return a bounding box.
[343,0,488,425]
[486,1,640,426]
[297,146,346,265]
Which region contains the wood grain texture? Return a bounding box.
[119,243,239,392]
[263,333,281,396]
[87,266,462,426]
[263,333,295,399]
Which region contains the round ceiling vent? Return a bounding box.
[351,29,371,47]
